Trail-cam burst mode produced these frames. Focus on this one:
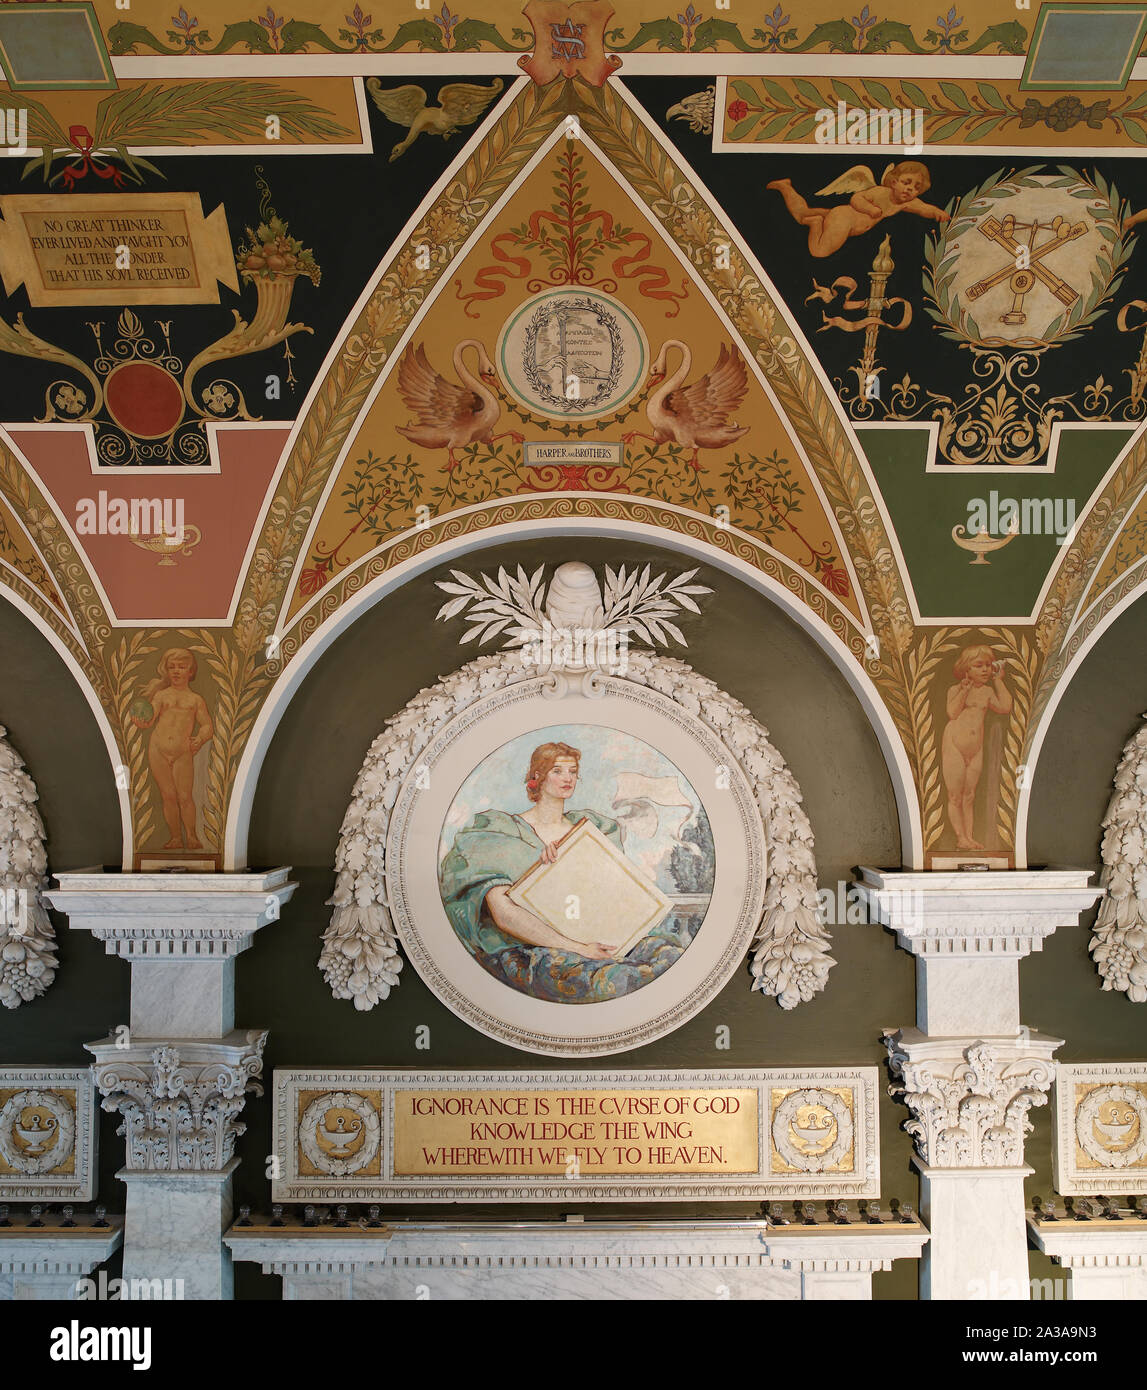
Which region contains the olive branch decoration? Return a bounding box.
[435,563,712,650]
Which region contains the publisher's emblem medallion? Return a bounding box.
[498,288,647,422]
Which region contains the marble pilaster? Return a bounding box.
[856,867,1101,1301]
[45,869,296,1301]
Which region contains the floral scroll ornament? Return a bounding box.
[1091,714,1147,1001]
[0,726,55,1009]
[322,563,832,1011]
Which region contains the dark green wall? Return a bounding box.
[0,598,126,1208]
[239,535,914,1296]
[4,534,1145,1300]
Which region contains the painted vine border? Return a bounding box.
[723,78,1147,146]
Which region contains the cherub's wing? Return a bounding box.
[365,81,427,130]
[881,162,894,185]
[815,164,877,197]
[436,79,505,126]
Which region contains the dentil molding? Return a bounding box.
[46,868,296,960]
[856,867,1101,957]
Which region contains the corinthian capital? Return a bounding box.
[89,1030,267,1175]
[884,1029,1060,1168]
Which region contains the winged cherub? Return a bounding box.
[768,161,948,258]
[366,79,504,162]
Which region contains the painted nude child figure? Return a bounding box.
[768,161,949,258]
[942,644,1012,851]
[131,648,213,850]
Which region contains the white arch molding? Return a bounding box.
[1016,579,1147,868]
[0,584,130,869]
[226,508,923,869]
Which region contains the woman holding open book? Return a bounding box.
[439,740,698,1004]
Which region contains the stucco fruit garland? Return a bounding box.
[322,649,832,1011]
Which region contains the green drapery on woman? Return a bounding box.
[439,808,697,1003]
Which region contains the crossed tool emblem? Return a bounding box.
[966,213,1087,326]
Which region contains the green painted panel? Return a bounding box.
[861,425,1132,618]
[0,5,115,89]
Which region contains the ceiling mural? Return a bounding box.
[0,1,1144,874]
[82,2,1078,60]
[286,119,861,624]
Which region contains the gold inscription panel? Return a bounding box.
[393,1087,759,1176]
[274,1068,880,1201]
[0,193,239,306]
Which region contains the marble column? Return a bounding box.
[855,868,1101,1302]
[46,869,296,1300]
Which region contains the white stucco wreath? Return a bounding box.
[0,725,55,1009]
[322,647,832,1012]
[1092,714,1147,1001]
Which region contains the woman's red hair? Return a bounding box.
[525,742,580,802]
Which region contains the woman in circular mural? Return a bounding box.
[438,726,714,1004]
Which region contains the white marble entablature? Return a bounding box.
[757,1227,930,1274]
[1029,1228,1147,1268]
[1028,1218,1147,1298]
[225,1218,928,1301]
[0,1225,123,1300]
[855,868,1102,957]
[46,868,297,959]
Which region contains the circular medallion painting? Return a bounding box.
[438,725,714,1005]
[385,678,766,1056]
[497,288,648,420]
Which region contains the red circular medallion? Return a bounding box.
[104,361,184,439]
